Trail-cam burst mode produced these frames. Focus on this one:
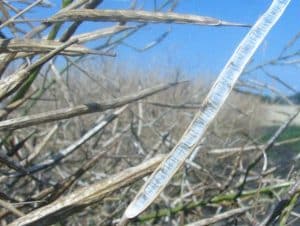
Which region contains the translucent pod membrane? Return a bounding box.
[125,0,291,219]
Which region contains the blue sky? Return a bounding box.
[100,0,299,94]
[12,1,300,94]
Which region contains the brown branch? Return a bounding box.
[0,81,186,130]
[7,155,164,226]
[0,198,24,218]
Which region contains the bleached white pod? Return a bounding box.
[125,0,291,219]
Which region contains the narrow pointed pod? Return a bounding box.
[124,0,291,219]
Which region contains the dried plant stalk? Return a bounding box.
[186,207,251,226]
[48,9,250,27]
[0,38,78,100]
[7,155,164,226]
[0,38,108,55]
[124,0,291,219]
[0,81,184,130]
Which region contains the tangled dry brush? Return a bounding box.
[0,0,299,225]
